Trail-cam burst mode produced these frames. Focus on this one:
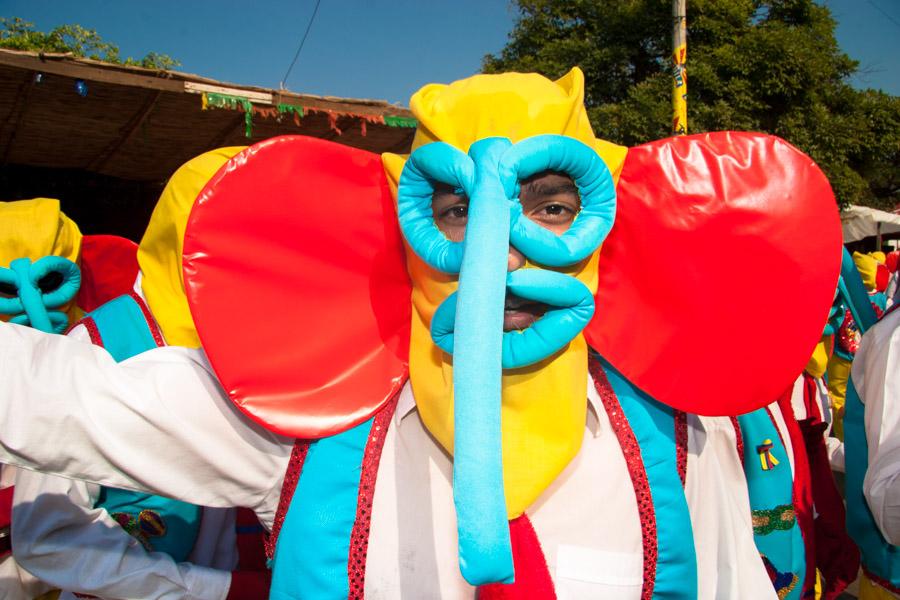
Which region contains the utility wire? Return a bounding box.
[865,0,900,30]
[280,0,323,90]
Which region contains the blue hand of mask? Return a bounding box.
[0,256,81,333]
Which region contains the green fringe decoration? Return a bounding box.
[202,92,413,137]
[751,504,796,535]
[384,115,417,128]
[204,92,254,137]
[277,103,304,119]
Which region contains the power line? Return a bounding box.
[865,0,900,30]
[280,0,323,90]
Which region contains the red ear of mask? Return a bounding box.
[77,235,139,312]
[885,250,899,274]
[183,136,411,439]
[585,132,842,416]
[876,263,890,293]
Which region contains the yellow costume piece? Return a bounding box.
[0,198,83,324]
[138,147,245,347]
[826,354,851,441]
[860,573,900,600]
[805,337,830,379]
[383,68,628,518]
[853,251,879,292]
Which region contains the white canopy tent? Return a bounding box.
[841,205,900,244]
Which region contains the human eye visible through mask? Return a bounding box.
[431,171,580,242]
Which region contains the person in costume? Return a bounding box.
[0,198,87,599]
[783,313,860,599]
[827,251,889,441]
[838,258,900,600]
[0,69,842,598]
[1,165,265,599]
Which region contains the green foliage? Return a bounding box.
[0,17,180,70]
[484,0,900,209]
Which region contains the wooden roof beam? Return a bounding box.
[206,113,248,149]
[88,90,163,173]
[0,70,36,165]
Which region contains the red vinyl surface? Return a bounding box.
[183,136,411,438]
[585,132,843,416]
[77,235,139,312]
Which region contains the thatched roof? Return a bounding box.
[0,48,416,182]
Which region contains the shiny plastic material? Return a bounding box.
[585,132,842,416]
[183,136,411,439]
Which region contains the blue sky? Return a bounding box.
[2,0,897,105]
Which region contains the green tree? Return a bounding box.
[0,17,180,70]
[484,0,900,210]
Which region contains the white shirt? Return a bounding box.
[0,322,774,598]
[12,470,236,600]
[852,307,900,545]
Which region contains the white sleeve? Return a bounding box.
[11,469,231,600]
[0,322,291,528]
[854,309,900,545]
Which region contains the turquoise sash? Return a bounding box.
[736,408,805,599]
[88,295,203,562]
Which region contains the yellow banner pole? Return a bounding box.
[672,0,687,135]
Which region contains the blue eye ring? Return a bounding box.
[0,266,23,315]
[397,142,475,274]
[499,134,616,267]
[28,256,81,308]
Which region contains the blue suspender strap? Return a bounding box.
[593,356,698,600]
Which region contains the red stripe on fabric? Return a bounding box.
[128,292,165,347]
[729,416,744,467]
[80,316,104,347]
[0,485,12,530]
[801,373,823,423]
[862,566,900,595]
[674,410,688,487]
[588,358,657,600]
[348,389,401,600]
[764,405,788,449]
[776,394,816,599]
[477,513,557,600]
[264,440,310,561]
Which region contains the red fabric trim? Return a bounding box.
[477,514,557,600]
[226,570,272,599]
[775,395,817,599]
[264,440,310,561]
[235,507,268,572]
[801,373,822,422]
[67,316,104,347]
[128,292,165,348]
[862,566,900,596]
[589,358,657,600]
[797,378,860,599]
[674,410,688,487]
[0,485,12,530]
[348,390,401,600]
[730,416,745,468]
[764,405,788,450]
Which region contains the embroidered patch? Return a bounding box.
[761,554,799,599]
[752,504,796,535]
[110,509,167,551]
[139,509,167,537]
[756,439,780,471]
